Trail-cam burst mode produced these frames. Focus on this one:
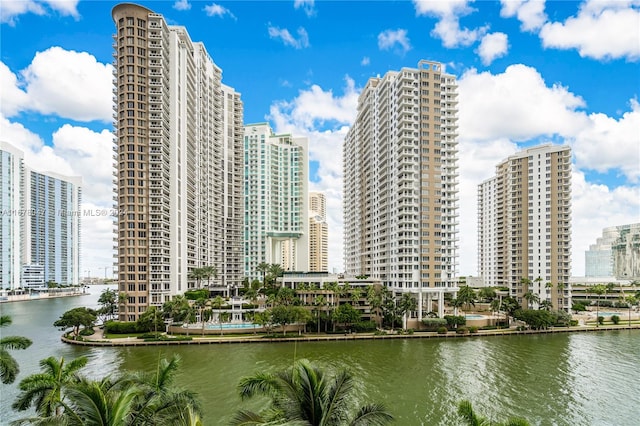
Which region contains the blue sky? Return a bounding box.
[1,0,639,278]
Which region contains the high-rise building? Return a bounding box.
[112,4,244,320]
[343,60,459,318]
[1,141,82,290]
[478,144,572,310]
[243,123,309,280]
[1,142,25,290]
[586,223,640,279]
[23,169,82,286]
[309,192,328,272]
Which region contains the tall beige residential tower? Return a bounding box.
[309,192,328,272]
[343,60,459,318]
[478,144,572,311]
[112,4,244,320]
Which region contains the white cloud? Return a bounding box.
[268,25,310,49]
[12,47,113,122]
[539,0,640,60]
[0,62,29,117]
[0,0,79,25]
[378,29,412,54]
[203,3,236,19]
[413,0,486,47]
[361,56,370,66]
[413,0,473,17]
[294,0,316,17]
[500,0,547,31]
[572,99,640,182]
[477,32,509,65]
[268,78,360,272]
[173,0,191,11]
[458,64,588,141]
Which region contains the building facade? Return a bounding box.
[112,4,244,320]
[309,192,328,272]
[586,223,640,279]
[343,60,459,318]
[1,141,81,290]
[478,144,572,310]
[23,169,82,286]
[243,123,309,281]
[1,142,25,290]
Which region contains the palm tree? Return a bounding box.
[12,356,88,416]
[126,355,202,426]
[202,265,217,289]
[188,268,205,289]
[231,359,393,426]
[210,295,226,336]
[523,291,540,310]
[398,293,417,329]
[457,286,477,318]
[118,292,129,320]
[591,284,606,327]
[256,262,270,288]
[457,400,530,426]
[449,297,464,317]
[366,286,384,329]
[314,294,328,334]
[0,315,32,384]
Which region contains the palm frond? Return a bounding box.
[0,336,33,350]
[0,348,20,384]
[349,403,394,426]
[238,372,281,400]
[229,409,269,426]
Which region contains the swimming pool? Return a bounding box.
[205,323,260,330]
[465,314,485,319]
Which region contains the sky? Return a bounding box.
[1,0,639,280]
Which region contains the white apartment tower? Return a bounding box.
[309,191,328,272]
[343,60,460,318]
[1,141,82,289]
[112,4,244,320]
[244,123,309,280]
[478,144,572,310]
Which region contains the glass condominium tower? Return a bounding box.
[243,123,309,281]
[343,60,460,318]
[112,4,244,320]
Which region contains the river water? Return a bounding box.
[1,285,638,425]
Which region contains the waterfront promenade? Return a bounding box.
[65,321,640,347]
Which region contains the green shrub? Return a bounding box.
[104,321,139,334]
[406,328,414,335]
[241,303,258,309]
[597,316,604,325]
[184,289,209,300]
[611,315,620,325]
[422,318,448,330]
[137,332,163,339]
[480,325,498,330]
[569,320,579,326]
[444,315,466,328]
[79,327,95,336]
[468,326,478,333]
[374,329,387,336]
[436,326,448,334]
[456,326,469,334]
[353,321,377,332]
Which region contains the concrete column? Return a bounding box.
[418,289,423,321]
[438,291,444,317]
